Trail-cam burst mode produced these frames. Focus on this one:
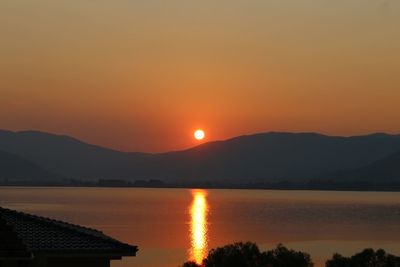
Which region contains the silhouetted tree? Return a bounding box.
[181,261,200,267]
[325,253,350,267]
[181,242,313,267]
[326,248,400,267]
[203,242,263,267]
[262,244,313,267]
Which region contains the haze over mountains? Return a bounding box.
[1,129,400,186]
[0,150,55,181]
[334,151,400,182]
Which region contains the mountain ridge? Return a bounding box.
[1,129,400,184]
[334,150,400,181]
[0,149,56,181]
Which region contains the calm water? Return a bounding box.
[1,187,400,267]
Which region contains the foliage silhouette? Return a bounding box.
[326,248,400,267]
[180,242,313,267]
[182,262,201,267]
[263,244,313,267]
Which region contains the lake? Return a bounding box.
[1,187,400,267]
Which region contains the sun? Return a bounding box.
[194,129,205,140]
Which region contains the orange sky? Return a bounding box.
[1,1,400,152]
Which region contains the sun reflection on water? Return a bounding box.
[189,189,209,264]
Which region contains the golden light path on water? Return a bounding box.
[189,190,209,264]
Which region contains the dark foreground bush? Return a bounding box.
[326,248,400,267]
[181,242,313,267]
[264,244,313,267]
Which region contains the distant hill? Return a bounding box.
[0,150,54,181]
[336,150,400,181]
[129,132,400,183]
[0,130,148,180]
[1,130,400,185]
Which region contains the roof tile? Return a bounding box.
[0,207,137,256]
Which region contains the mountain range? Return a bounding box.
[0,150,54,181]
[332,150,400,182]
[1,129,400,186]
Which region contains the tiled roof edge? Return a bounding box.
[0,207,137,253]
[0,216,33,259]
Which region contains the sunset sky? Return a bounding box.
[1,0,399,152]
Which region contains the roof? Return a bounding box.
[0,207,138,257]
[0,217,31,259]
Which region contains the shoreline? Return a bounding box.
[1,183,400,193]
